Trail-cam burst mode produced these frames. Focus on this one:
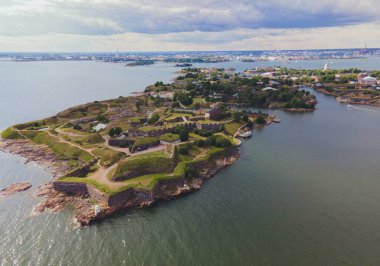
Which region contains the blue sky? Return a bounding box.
[0,0,379,51]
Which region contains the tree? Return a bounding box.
[256,116,266,125]
[233,112,241,122]
[246,120,254,128]
[114,127,122,136]
[173,125,189,141]
[109,127,122,137]
[176,91,193,106]
[108,128,115,137]
[96,114,109,123]
[148,113,160,124]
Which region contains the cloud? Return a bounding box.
[0,23,378,52]
[0,0,379,36]
[0,0,379,51]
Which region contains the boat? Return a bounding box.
[347,104,355,108]
[239,130,252,138]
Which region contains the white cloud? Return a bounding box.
[0,0,379,51]
[0,23,378,52]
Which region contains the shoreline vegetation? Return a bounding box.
[0,66,322,226]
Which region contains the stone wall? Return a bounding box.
[53,181,89,196]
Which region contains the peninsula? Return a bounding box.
[0,67,316,225]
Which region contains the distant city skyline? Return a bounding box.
[0,0,379,52]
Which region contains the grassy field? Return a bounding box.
[113,154,174,179]
[57,145,230,195]
[20,130,94,163]
[92,147,126,166]
[160,133,180,143]
[224,121,245,135]
[132,137,159,152]
[1,127,25,139]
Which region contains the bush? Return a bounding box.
[194,129,212,137]
[214,136,232,148]
[96,114,109,123]
[256,116,266,125]
[178,145,189,155]
[148,113,160,124]
[172,125,189,141]
[246,120,254,128]
[205,135,232,148]
[194,140,206,147]
[73,124,82,130]
[108,127,122,137]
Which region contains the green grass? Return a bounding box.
[138,125,159,132]
[58,145,232,196]
[189,133,206,140]
[132,137,159,152]
[224,121,245,135]
[192,97,204,104]
[92,147,126,166]
[20,130,93,163]
[160,133,180,143]
[82,133,104,144]
[129,150,168,160]
[1,127,25,139]
[113,155,174,179]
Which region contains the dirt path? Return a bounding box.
[87,163,120,188]
[45,130,95,155]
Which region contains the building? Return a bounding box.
[262,87,278,91]
[360,76,377,86]
[357,73,369,85]
[205,108,223,120]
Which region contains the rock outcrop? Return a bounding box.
[1,182,32,196]
[0,139,71,177]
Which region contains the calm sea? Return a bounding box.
[1,59,380,265]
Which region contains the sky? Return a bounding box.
[0,0,379,52]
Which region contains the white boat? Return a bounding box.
[239,131,252,138]
[347,104,355,108]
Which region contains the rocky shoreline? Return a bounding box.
[0,139,71,177]
[1,138,240,226]
[38,150,240,226]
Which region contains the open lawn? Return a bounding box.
[224,121,245,135]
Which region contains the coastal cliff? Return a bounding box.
[34,148,239,226]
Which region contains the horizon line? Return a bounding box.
[0,47,378,54]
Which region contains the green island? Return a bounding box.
[0,67,318,225]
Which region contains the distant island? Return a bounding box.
[1,67,318,225]
[125,60,155,66]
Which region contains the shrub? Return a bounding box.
[173,125,189,141]
[194,129,212,137]
[148,113,160,124]
[206,135,232,148]
[178,145,189,155]
[109,127,122,137]
[256,116,266,125]
[73,124,82,130]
